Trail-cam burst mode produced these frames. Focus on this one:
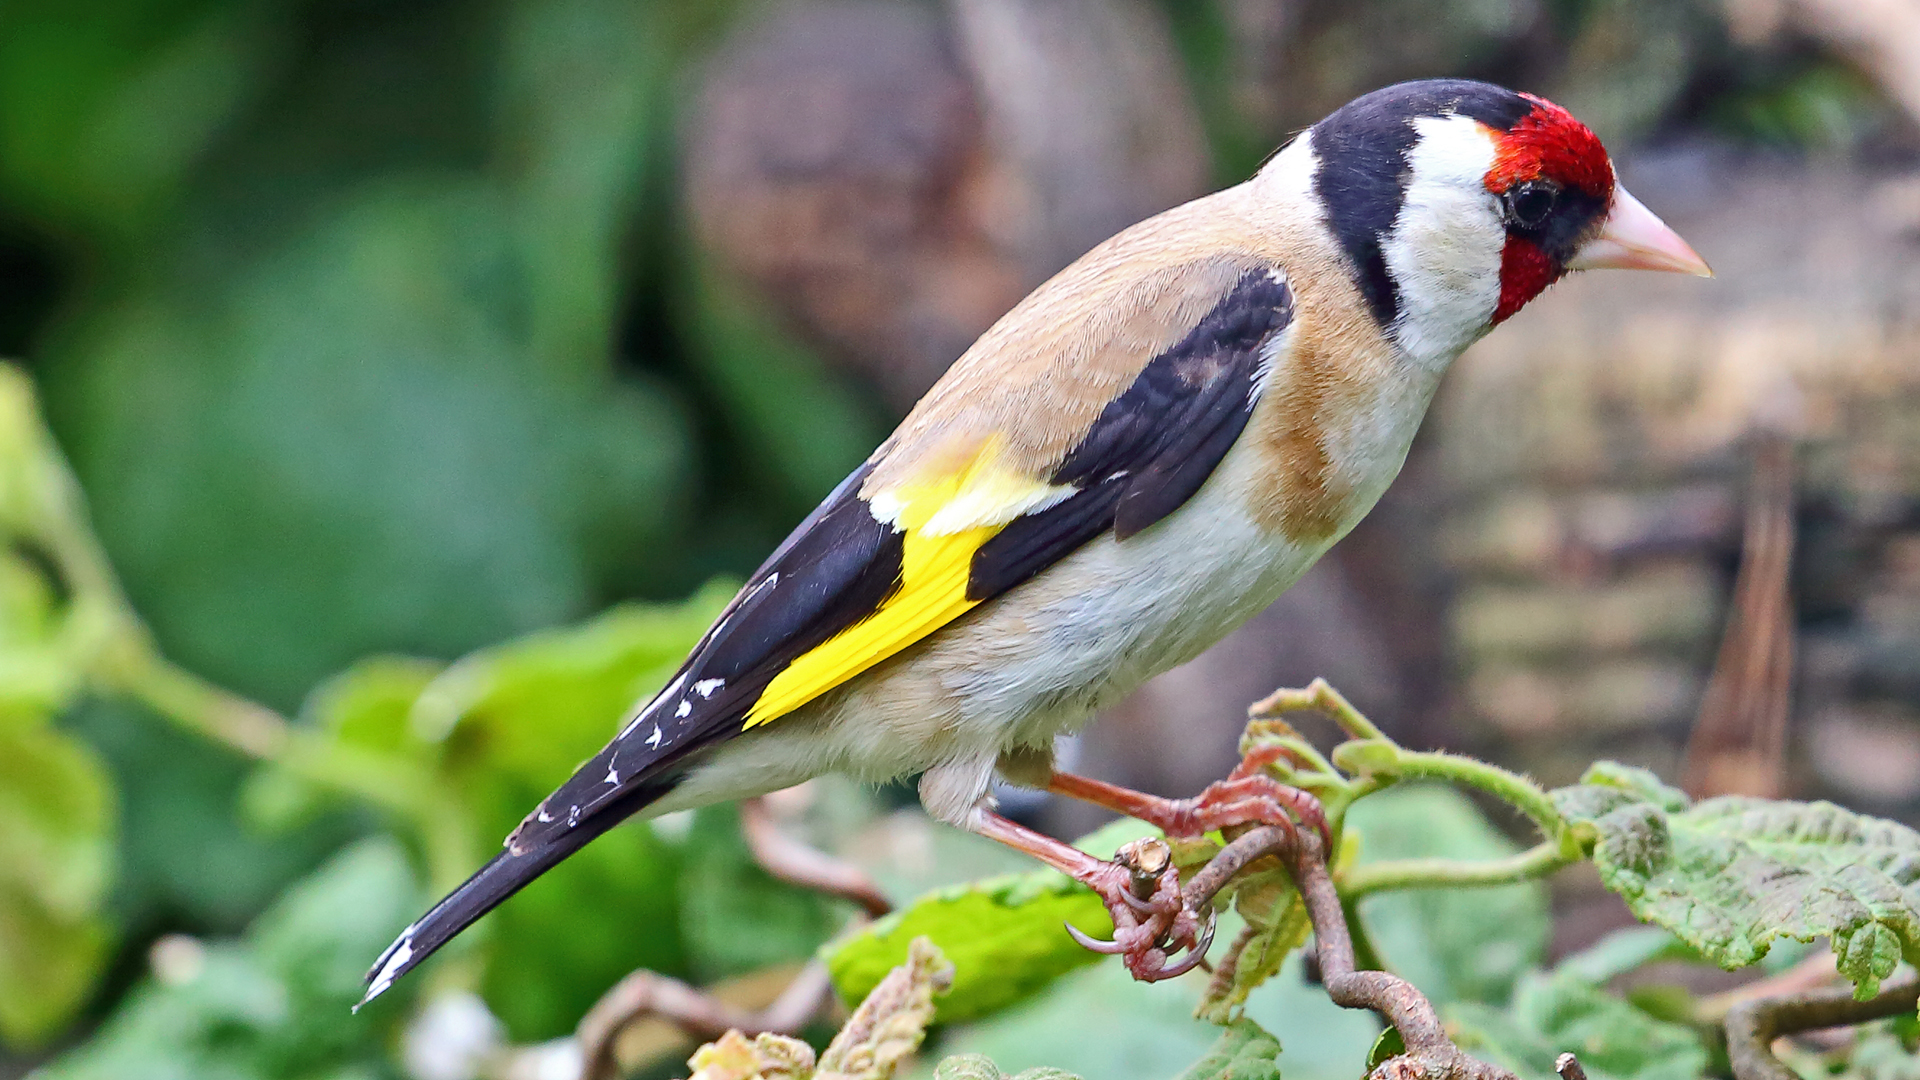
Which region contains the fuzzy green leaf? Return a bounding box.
[1551,927,1700,988]
[1171,1019,1283,1080]
[1555,763,1920,998]
[1447,971,1708,1080]
[1366,1027,1405,1074]
[821,867,1110,1024]
[0,718,115,1049]
[822,822,1163,1023]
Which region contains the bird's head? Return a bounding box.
[1287,79,1709,366]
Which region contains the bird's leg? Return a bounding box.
[1045,754,1330,848]
[967,808,1210,981]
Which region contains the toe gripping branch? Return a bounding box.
[1043,742,1333,982]
[1063,835,1218,980]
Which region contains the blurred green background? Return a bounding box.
[0,0,1913,1077]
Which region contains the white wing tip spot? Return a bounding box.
[674,700,691,718]
[693,678,724,698]
[604,766,619,786]
[646,725,663,749]
[364,937,414,1004]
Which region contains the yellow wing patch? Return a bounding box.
[743,439,1070,728]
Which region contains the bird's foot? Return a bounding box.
[965,812,1216,980]
[1066,836,1217,981]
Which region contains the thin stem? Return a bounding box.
[102,646,293,759]
[1249,678,1386,742]
[1342,841,1576,898]
[108,637,480,890]
[1268,735,1344,783]
[1389,750,1565,840]
[1725,976,1918,1080]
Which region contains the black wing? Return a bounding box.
[969,267,1293,598]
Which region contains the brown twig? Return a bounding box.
[1724,975,1919,1080]
[1180,823,1529,1080]
[575,962,834,1080]
[740,796,894,919]
[571,796,889,1078]
[1693,950,1838,1026]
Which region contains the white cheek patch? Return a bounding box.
[1380,113,1505,369]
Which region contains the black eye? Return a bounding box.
[1505,181,1559,229]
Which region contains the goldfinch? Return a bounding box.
[363,78,1708,1003]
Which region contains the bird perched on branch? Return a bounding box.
[363,78,1708,1004]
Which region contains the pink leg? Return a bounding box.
[968,809,1213,981]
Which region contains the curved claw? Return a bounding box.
[1120,888,1161,914]
[1065,920,1129,954]
[1154,906,1218,979]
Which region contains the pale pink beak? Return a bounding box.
[1568,184,1712,277]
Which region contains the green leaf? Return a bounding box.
[1555,763,1920,998]
[1172,1018,1284,1080]
[305,655,444,757]
[822,866,1110,1024]
[1196,872,1308,1024]
[1447,971,1708,1080]
[1552,928,1699,987]
[420,587,732,813]
[1366,1027,1405,1074]
[0,716,115,1049]
[1346,785,1551,1007]
[35,836,421,1080]
[825,821,1173,1024]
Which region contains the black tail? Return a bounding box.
[358,780,672,1008]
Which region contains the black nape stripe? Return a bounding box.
[1311,78,1530,328]
[967,267,1294,601]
